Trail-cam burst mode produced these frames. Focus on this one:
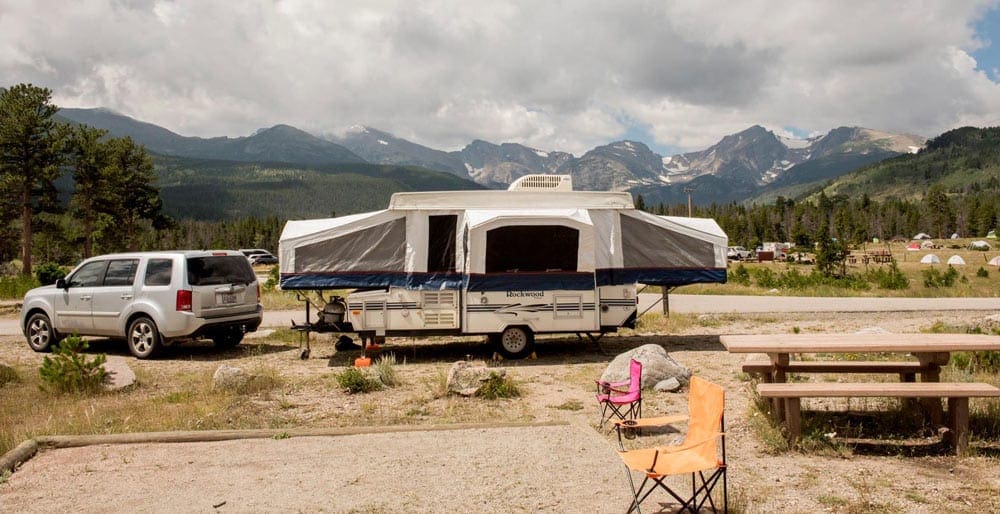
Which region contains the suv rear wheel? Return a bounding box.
[128,316,161,359]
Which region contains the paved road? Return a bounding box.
[3,294,996,338]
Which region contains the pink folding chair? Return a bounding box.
[596,358,642,427]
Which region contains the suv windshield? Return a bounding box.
[187,256,256,286]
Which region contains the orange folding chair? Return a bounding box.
[617,376,727,513]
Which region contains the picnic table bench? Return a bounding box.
[757,382,1000,455]
[741,359,929,383]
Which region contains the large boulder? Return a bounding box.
[212,364,249,391]
[600,344,691,389]
[101,356,136,391]
[446,361,506,396]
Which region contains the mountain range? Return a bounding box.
[57,107,927,211]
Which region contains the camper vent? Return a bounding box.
[424,311,456,327]
[423,291,457,308]
[508,174,573,191]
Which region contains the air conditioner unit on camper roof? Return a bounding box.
[508,174,573,191]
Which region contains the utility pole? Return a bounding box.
[683,187,695,217]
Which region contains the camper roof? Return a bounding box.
[388,190,635,210]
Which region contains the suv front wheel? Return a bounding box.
[128,316,161,359]
[26,312,61,352]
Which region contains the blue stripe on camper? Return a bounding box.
[282,268,725,290]
[465,272,595,292]
[595,268,727,286]
[280,272,464,290]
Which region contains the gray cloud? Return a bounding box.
[2,0,999,154]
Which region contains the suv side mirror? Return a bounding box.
[55,278,68,289]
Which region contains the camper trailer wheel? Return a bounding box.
[496,326,534,359]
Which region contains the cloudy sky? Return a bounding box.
[3,0,1000,155]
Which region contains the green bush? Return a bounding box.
[335,366,382,394]
[39,336,108,394]
[751,267,779,289]
[475,372,521,399]
[728,264,750,286]
[922,266,959,287]
[951,351,1000,374]
[35,262,66,286]
[263,264,279,292]
[868,261,910,290]
[976,267,989,278]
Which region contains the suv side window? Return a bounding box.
[144,259,173,286]
[67,260,108,287]
[104,259,139,286]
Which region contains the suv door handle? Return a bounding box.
[80,295,92,301]
[120,294,134,300]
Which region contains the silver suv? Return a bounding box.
[21,250,263,359]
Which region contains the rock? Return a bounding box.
[101,356,136,391]
[600,344,691,389]
[0,361,17,386]
[653,377,682,392]
[212,364,249,390]
[446,361,505,396]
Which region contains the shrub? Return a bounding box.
[751,267,779,289]
[922,266,959,287]
[263,264,279,292]
[335,366,382,394]
[475,372,521,399]
[868,261,909,290]
[0,274,40,299]
[374,352,401,387]
[728,264,750,286]
[39,336,108,394]
[951,351,1000,374]
[34,262,66,286]
[976,267,989,278]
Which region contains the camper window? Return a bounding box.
[485,225,578,273]
[428,215,458,272]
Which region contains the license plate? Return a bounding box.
[218,293,237,305]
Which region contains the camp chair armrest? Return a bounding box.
[657,432,725,454]
[596,379,630,394]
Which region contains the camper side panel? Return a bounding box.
[347,288,460,335]
[463,288,599,335]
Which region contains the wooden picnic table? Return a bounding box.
[720,333,1000,451]
[721,332,1000,402]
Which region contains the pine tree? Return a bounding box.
[0,84,67,274]
[66,125,109,258]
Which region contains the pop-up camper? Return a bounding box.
[279,175,728,358]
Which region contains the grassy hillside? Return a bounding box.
[815,126,1000,200]
[154,155,484,220]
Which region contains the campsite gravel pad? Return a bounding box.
[0,424,633,512]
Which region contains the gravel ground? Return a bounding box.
[1,307,999,513]
[1,425,631,513]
